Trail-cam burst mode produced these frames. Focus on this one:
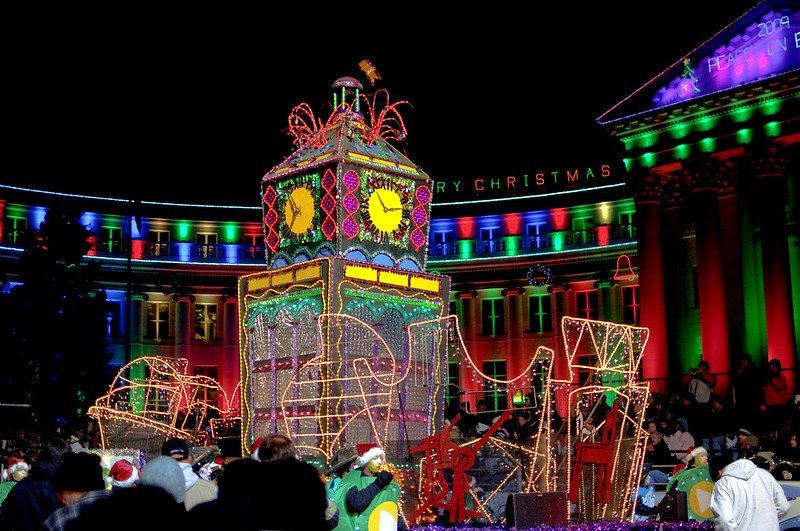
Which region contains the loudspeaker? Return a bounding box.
[505,492,568,527]
[657,489,688,522]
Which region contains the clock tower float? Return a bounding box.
[239,77,450,472]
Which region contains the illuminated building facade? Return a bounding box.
[600,0,800,395]
[11,3,800,419]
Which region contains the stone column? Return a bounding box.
[129,293,146,364]
[223,296,240,402]
[459,290,478,342]
[749,141,796,394]
[0,199,5,245]
[549,285,570,418]
[633,171,670,395]
[685,156,731,394]
[174,295,194,360]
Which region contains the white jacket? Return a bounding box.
[710,458,790,531]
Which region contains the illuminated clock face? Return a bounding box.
[368,188,403,233]
[360,175,411,244]
[284,185,315,236]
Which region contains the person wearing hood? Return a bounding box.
[160,438,217,510]
[710,457,790,531]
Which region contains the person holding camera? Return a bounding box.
[685,360,717,405]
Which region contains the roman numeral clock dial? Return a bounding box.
[361,176,410,245]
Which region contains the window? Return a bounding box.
[243,233,263,260]
[479,227,502,253]
[432,230,455,256]
[196,233,218,259]
[482,360,507,411]
[481,299,505,336]
[148,230,170,257]
[146,302,170,340]
[446,361,460,406]
[618,212,636,239]
[526,222,549,249]
[193,366,220,406]
[5,217,27,245]
[529,294,553,333]
[572,217,594,245]
[100,227,122,253]
[576,290,599,320]
[194,303,218,340]
[622,285,641,325]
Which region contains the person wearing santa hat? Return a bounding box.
[104,459,139,490]
[330,443,405,531]
[0,458,30,506]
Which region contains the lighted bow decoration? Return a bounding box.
[411,410,511,524]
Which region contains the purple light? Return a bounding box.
[344,170,359,190]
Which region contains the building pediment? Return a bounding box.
[599,0,800,125]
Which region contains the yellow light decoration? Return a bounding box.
[88,356,236,461]
[556,316,651,522]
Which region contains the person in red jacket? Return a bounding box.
[764,359,789,428]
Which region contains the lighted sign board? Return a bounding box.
[655,5,800,108]
[431,162,620,202]
[599,2,800,124]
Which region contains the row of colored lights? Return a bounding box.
[625,122,782,170]
[252,412,429,421]
[622,97,786,150]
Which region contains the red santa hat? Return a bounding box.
[3,458,30,481]
[106,459,138,488]
[249,437,264,461]
[355,443,385,468]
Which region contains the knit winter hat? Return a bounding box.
[106,459,139,488]
[161,437,191,461]
[140,456,186,504]
[355,443,385,468]
[52,452,105,492]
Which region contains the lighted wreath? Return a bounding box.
[527,264,552,287]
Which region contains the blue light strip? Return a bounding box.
[0,183,261,210]
[0,245,263,267]
[431,183,626,207]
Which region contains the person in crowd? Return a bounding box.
[735,430,759,460]
[699,395,734,458]
[186,457,263,531]
[65,485,185,531]
[139,455,187,507]
[0,458,30,505]
[43,452,107,531]
[685,360,717,406]
[258,433,329,531]
[710,456,789,531]
[161,437,217,510]
[104,459,138,490]
[663,417,695,462]
[764,359,790,427]
[731,354,762,426]
[331,443,405,531]
[324,447,361,528]
[0,437,69,531]
[644,421,673,465]
[780,433,800,463]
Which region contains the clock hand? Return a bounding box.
[375,190,389,213]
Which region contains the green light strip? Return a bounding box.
[342,288,440,310]
[246,287,323,309]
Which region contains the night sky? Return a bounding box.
[1,2,758,205]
